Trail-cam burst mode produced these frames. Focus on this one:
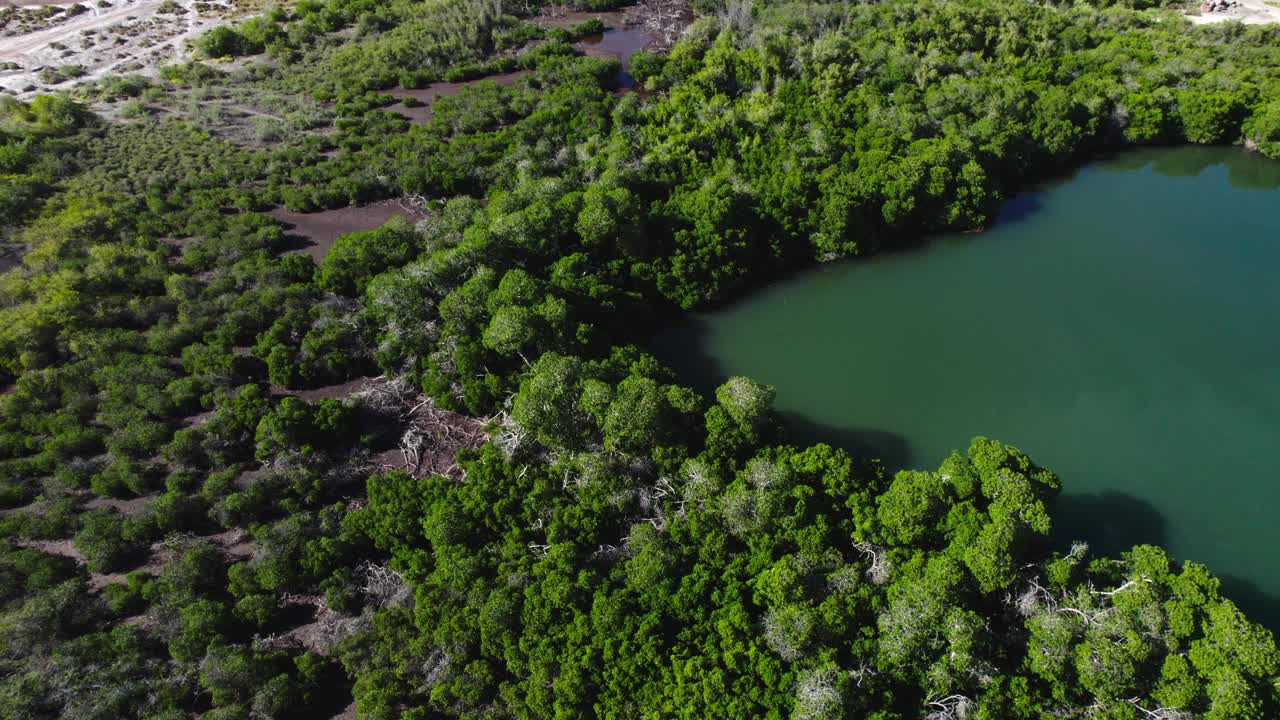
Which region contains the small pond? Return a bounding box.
[578,26,653,89]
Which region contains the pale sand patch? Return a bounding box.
[0,0,252,97]
[1187,0,1280,25]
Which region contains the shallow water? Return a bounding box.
[385,24,652,123]
[578,26,653,88]
[653,146,1280,627]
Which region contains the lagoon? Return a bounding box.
[654,146,1280,626]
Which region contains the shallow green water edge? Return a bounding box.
[653,145,1280,629]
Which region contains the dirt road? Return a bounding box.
[1,1,164,58]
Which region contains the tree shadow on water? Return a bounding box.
[772,418,1280,634]
[1052,490,1167,559]
[648,316,727,399]
[1216,574,1280,635]
[993,191,1046,228]
[650,320,915,471]
[1053,491,1280,634]
[1097,145,1280,191]
[778,411,914,472]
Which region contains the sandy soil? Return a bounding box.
[83,494,152,515]
[178,408,214,428]
[1187,0,1280,24]
[16,537,83,562]
[0,0,249,97]
[272,375,376,402]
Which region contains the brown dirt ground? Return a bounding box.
[272,375,377,403]
[83,494,153,516]
[270,201,423,263]
[385,70,531,124]
[16,537,83,562]
[534,7,631,30]
[178,408,215,428]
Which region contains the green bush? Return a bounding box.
[102,571,149,615]
[89,459,150,499]
[74,510,142,574]
[199,26,261,58]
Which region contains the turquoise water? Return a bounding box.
[653,147,1280,626]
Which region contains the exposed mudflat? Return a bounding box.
[272,375,376,402]
[83,495,152,515]
[270,200,423,263]
[385,70,531,124]
[534,7,630,30]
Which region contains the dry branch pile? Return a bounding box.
[636,0,692,50]
[356,377,487,479]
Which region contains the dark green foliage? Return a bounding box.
[570,18,605,36]
[0,542,80,608]
[198,25,266,59]
[254,396,356,460]
[346,422,1279,718]
[73,509,143,574]
[0,95,90,227]
[102,571,150,616]
[317,217,421,295]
